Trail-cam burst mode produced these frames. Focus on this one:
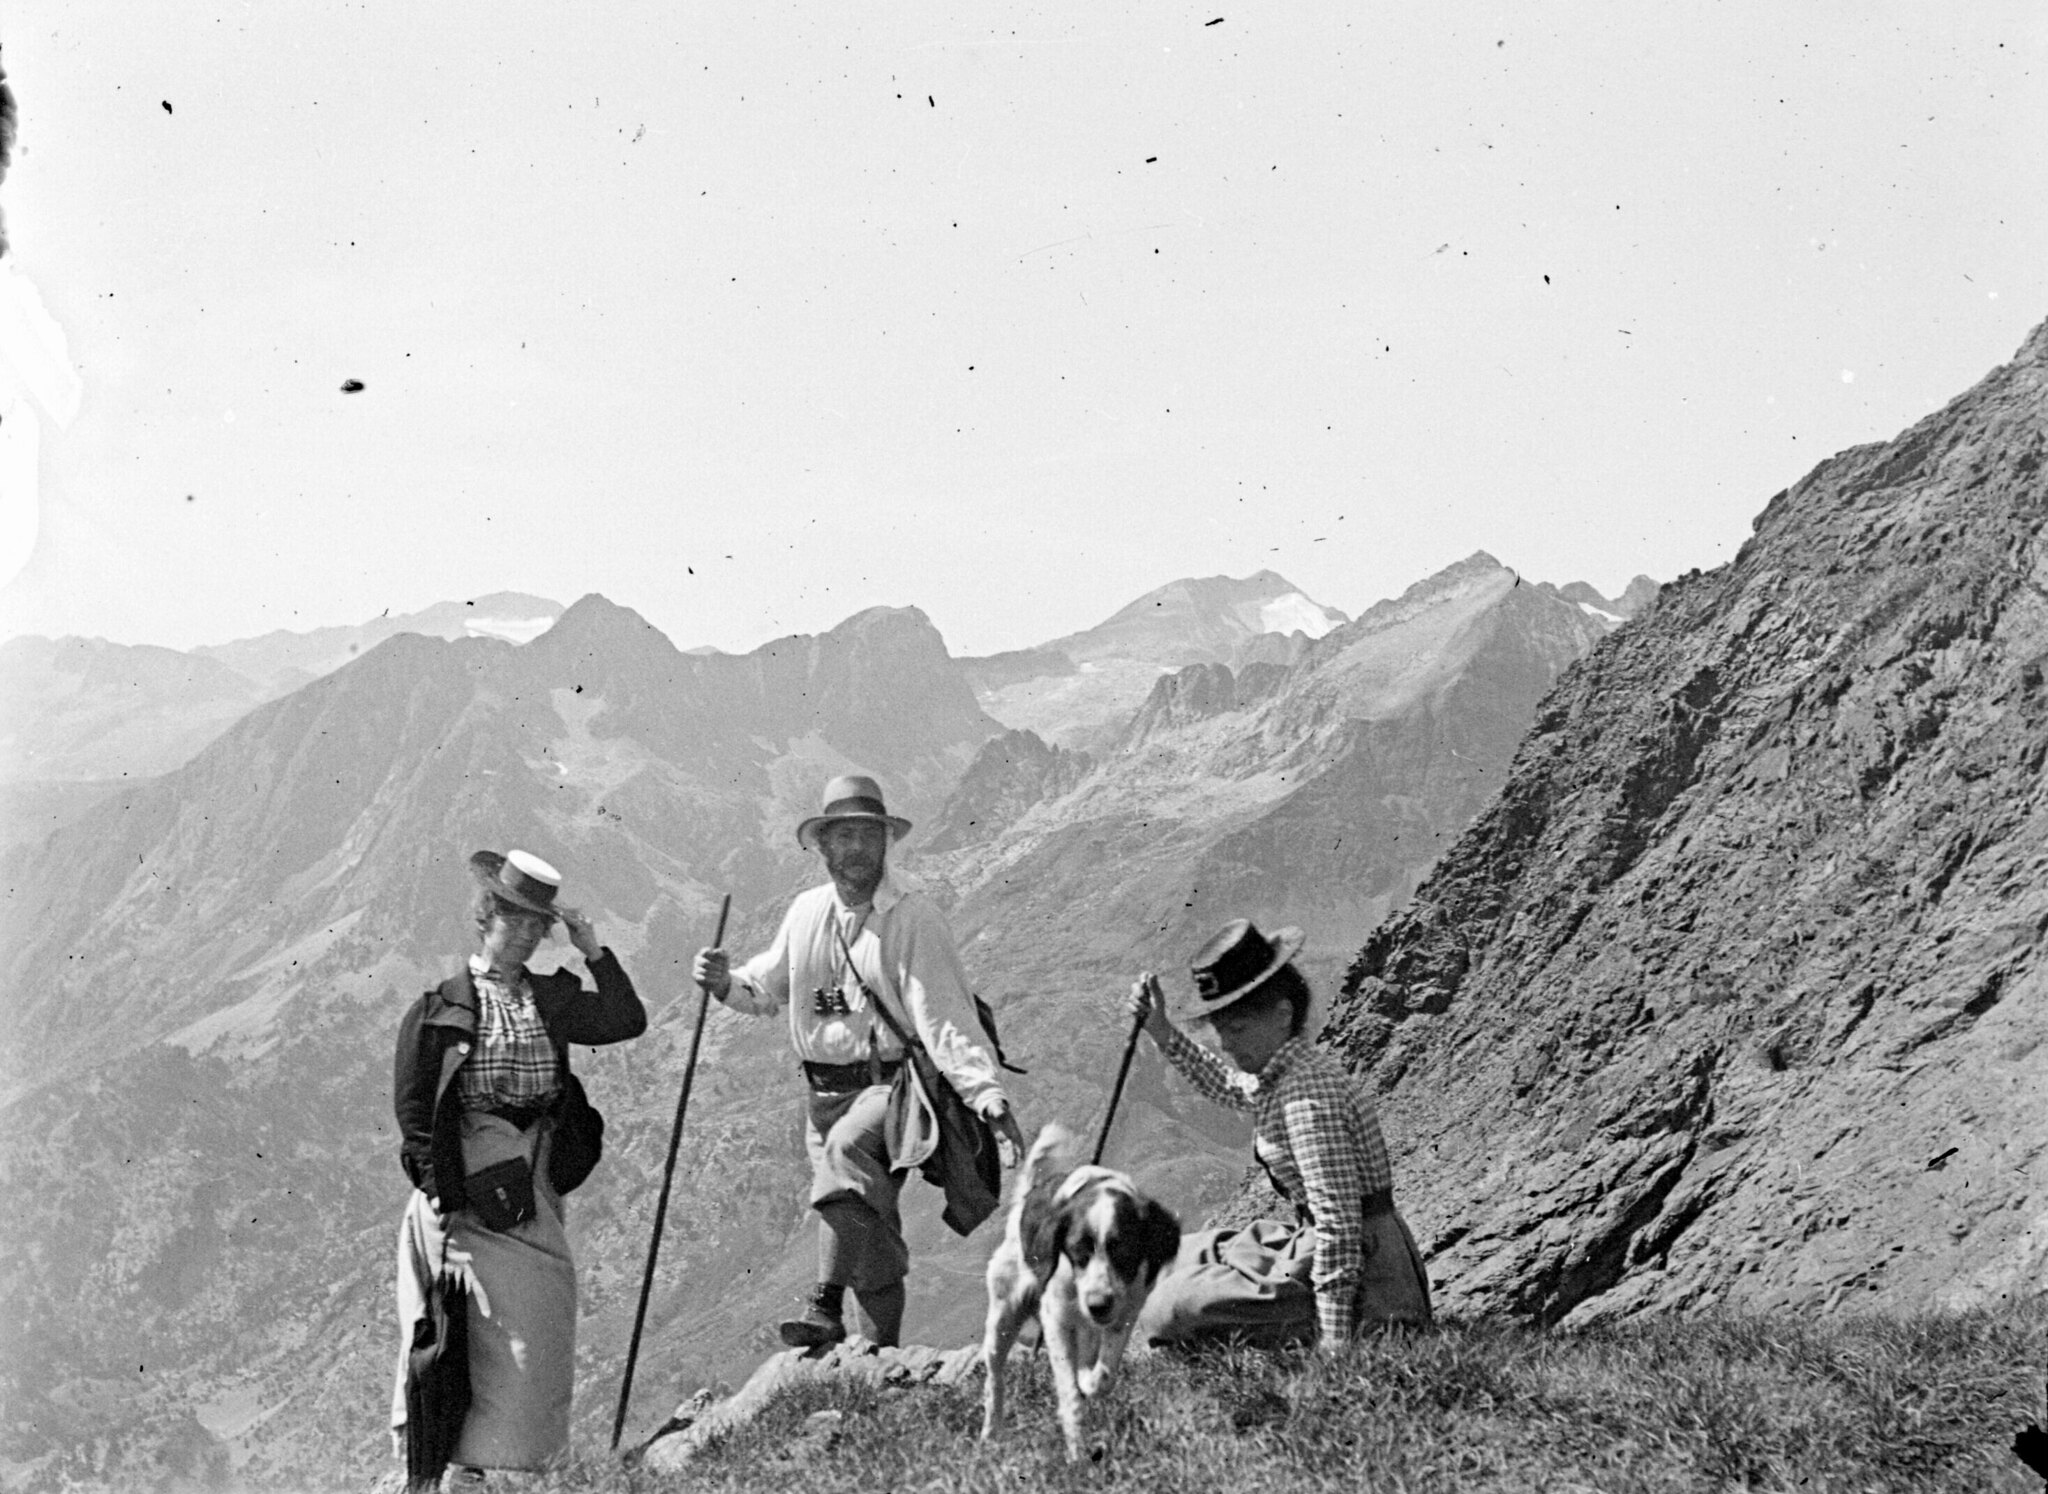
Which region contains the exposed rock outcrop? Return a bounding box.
[1329,315,2048,1326]
[1119,661,1288,747]
[635,1339,982,1470]
[922,729,1096,853]
[1551,577,1661,622]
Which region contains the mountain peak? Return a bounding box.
[523,593,687,687]
[1338,553,1518,637]
[827,604,944,644]
[548,591,660,637]
[1062,571,1349,664]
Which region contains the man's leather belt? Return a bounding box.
[1361,1187,1395,1218]
[802,1058,903,1092]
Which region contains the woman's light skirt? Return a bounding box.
[390,1112,576,1472]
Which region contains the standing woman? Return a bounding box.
[390,849,646,1485]
[1126,918,1431,1352]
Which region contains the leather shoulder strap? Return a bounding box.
[834,913,917,1054]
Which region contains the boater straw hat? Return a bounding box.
[468,848,564,920]
[795,773,913,850]
[1187,918,1305,1020]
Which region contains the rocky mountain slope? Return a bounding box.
[1327,316,2048,1329]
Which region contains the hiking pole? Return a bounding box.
[1091,974,1155,1166]
[611,893,729,1453]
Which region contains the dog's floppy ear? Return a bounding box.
[1023,1197,1071,1284]
[1135,1198,1182,1279]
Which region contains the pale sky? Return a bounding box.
[1,2,2042,657]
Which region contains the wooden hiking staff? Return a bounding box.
[1091,973,1156,1166]
[611,893,729,1453]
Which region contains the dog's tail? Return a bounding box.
[1013,1123,1077,1208]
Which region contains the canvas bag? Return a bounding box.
[859,966,1004,1236]
[873,1000,1002,1235]
[832,918,1005,1235]
[877,994,1025,1170]
[881,1044,942,1172]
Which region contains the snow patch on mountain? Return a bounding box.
[468,613,558,644]
[1256,592,1342,639]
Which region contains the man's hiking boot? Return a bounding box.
[778,1284,848,1349]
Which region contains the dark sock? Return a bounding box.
[810,1282,846,1317]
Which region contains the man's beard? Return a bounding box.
[828,851,884,896]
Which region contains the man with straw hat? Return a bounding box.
[694,773,1027,1349]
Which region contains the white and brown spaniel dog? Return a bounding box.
[980,1124,1182,1462]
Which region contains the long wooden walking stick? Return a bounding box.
[1091,974,1155,1166]
[611,893,730,1453]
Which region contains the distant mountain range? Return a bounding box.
[190,592,565,695]
[0,555,1646,1489]
[0,593,564,852]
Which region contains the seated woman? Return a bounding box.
[1126,918,1431,1352]
[390,848,646,1484]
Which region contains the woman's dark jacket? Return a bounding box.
[393,949,645,1211]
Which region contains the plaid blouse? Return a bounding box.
[1156,1025,1394,1342]
[454,955,562,1113]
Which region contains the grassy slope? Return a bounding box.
[474,1306,2048,1494]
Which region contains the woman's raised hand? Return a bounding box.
[558,905,603,961]
[1127,972,1171,1041]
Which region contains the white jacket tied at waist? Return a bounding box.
[724,870,1009,1118]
